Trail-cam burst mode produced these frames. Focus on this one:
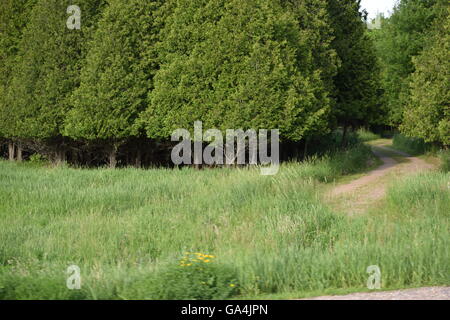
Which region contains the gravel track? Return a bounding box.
[305,287,450,300]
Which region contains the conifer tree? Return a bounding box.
[374,0,442,126]
[64,0,164,168]
[142,0,333,143]
[326,0,382,140]
[5,0,105,162]
[401,6,449,146]
[0,0,36,160]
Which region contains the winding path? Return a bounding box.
[310,141,446,300]
[327,142,435,215]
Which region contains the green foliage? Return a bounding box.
[392,133,428,155]
[438,150,450,172]
[356,128,381,142]
[301,144,375,182]
[0,159,448,299]
[304,128,373,157]
[0,0,36,138]
[1,0,391,154]
[284,0,339,100]
[65,0,162,142]
[401,7,450,146]
[142,0,333,141]
[325,129,359,148]
[5,0,105,140]
[1,0,448,301]
[29,153,48,164]
[374,0,443,126]
[148,253,238,299]
[326,0,382,128]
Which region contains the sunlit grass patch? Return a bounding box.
[0,147,448,299]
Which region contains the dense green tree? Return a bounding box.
[141,0,334,143]
[0,0,36,160]
[326,0,382,139]
[5,0,441,166]
[374,0,442,126]
[281,0,339,97]
[64,0,164,167]
[4,0,105,162]
[283,0,339,141]
[401,6,449,146]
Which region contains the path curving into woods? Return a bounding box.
[326,140,435,216]
[309,140,444,300]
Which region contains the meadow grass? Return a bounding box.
[392,133,429,155]
[356,128,381,142]
[392,134,449,172]
[0,145,448,299]
[438,150,450,173]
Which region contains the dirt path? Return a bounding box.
[304,286,450,300]
[330,146,397,198]
[311,141,444,300]
[326,141,435,215]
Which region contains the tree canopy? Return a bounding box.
[65,0,163,146]
[327,0,382,130]
[141,0,338,142]
[401,6,450,146]
[3,0,105,144]
[374,0,443,126]
[4,0,444,165]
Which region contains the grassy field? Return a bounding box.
[0,144,448,299]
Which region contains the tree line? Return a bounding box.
[371,0,449,147]
[0,0,446,168]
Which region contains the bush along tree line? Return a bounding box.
[0,0,447,168]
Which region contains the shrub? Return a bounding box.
[309,129,360,156]
[29,153,47,164]
[330,144,374,175]
[149,253,239,300]
[356,128,381,142]
[302,144,375,182]
[438,150,450,172]
[392,133,429,155]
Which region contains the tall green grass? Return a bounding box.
[438,150,450,173]
[293,144,375,182]
[0,146,448,299]
[392,133,429,155]
[356,128,381,142]
[393,134,449,172]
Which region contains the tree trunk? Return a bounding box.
[8,142,15,161]
[16,145,23,162]
[108,148,117,169]
[135,149,142,168]
[303,139,309,159]
[71,149,79,166]
[54,149,66,166]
